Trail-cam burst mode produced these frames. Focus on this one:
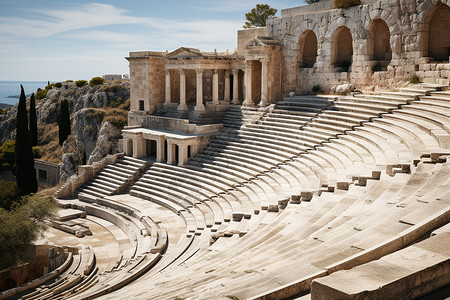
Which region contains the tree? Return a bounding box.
[29,93,38,146]
[15,85,38,196]
[243,4,277,29]
[58,99,71,145]
[0,194,56,270]
[82,149,87,165]
[305,0,321,4]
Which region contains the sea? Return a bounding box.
[0,81,49,106]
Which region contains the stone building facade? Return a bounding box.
[264,0,450,94]
[124,0,450,162]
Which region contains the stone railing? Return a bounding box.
[127,114,223,135]
[55,153,124,199]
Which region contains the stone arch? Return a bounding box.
[367,19,392,69]
[126,138,133,156]
[428,2,450,61]
[331,26,353,71]
[298,30,318,68]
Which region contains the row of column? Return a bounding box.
[165,69,241,111]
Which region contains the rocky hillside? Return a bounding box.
[0,80,130,181]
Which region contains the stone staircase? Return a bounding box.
[27,84,450,300]
[77,156,149,201]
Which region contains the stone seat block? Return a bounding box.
[97,170,128,182]
[152,163,232,191]
[133,181,198,207]
[130,189,186,213]
[311,232,450,300]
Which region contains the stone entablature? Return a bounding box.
[122,127,215,166]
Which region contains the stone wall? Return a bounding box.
[35,159,60,189]
[269,0,450,94]
[127,51,165,113]
[55,153,124,199]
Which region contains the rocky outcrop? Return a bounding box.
[0,81,130,181]
[88,121,122,164]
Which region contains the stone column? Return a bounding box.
[156,137,166,163]
[212,69,219,105]
[165,70,171,105]
[243,61,253,106]
[259,58,270,107]
[232,69,240,105]
[194,69,205,111]
[178,143,188,166]
[178,69,188,111]
[167,141,176,165]
[135,134,146,158]
[224,70,231,101]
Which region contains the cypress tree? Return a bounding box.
[15,85,38,195]
[58,99,71,145]
[82,149,87,165]
[29,93,38,146]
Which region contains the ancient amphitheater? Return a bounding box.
[2,0,450,299]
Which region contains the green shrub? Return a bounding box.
[0,108,10,115]
[334,0,362,8]
[54,82,62,88]
[89,77,105,87]
[85,109,106,123]
[104,108,127,129]
[0,180,19,210]
[0,194,56,269]
[0,140,16,172]
[32,146,41,159]
[312,85,323,94]
[35,88,47,100]
[65,80,73,82]
[410,74,421,84]
[75,80,88,88]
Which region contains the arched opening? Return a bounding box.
[174,145,179,165]
[298,30,318,68]
[164,140,168,162]
[146,140,157,158]
[368,19,392,70]
[331,26,353,72]
[428,3,450,61]
[126,138,133,156]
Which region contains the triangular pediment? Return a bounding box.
[245,36,282,49]
[245,38,264,48]
[166,47,203,59]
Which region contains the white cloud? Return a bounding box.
[0,3,150,39]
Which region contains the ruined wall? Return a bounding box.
[127,52,165,112]
[269,0,450,94]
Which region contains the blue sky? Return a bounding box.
[0,0,304,81]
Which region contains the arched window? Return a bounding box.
[298,30,318,68]
[428,3,450,61]
[331,26,353,72]
[369,19,392,69]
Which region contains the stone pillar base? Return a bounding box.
[258,99,270,107]
[178,104,188,111]
[194,104,205,111]
[243,99,254,106]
